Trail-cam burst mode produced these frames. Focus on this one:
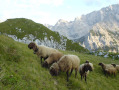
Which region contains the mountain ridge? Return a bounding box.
[45,4,119,52]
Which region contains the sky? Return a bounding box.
[0,0,119,25]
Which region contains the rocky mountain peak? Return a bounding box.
[46,4,119,52]
[56,19,68,25]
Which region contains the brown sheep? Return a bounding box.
[79,61,93,83]
[99,63,117,77]
[42,52,64,68]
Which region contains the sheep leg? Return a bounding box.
[69,69,73,77]
[44,56,48,60]
[114,73,116,77]
[40,57,43,64]
[85,74,87,83]
[75,69,77,78]
[66,70,69,82]
[81,75,83,80]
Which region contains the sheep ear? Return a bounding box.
[98,63,101,65]
[85,60,89,63]
[98,63,102,65]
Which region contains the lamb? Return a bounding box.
[49,55,80,81]
[98,63,117,77]
[79,61,93,83]
[42,52,64,68]
[28,42,59,63]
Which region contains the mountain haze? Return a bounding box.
[46,4,119,52]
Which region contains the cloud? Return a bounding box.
[83,0,119,6]
[0,0,65,24]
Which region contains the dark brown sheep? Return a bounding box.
[79,62,93,83]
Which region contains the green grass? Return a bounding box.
[0,35,119,90]
[0,18,87,53]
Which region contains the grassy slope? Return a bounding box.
[0,18,87,53]
[0,35,119,90]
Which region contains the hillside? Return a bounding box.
[46,4,119,52]
[0,18,87,53]
[1,35,119,90]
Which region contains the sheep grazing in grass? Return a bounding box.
[42,52,64,68]
[98,63,117,77]
[49,55,80,81]
[79,61,93,83]
[28,42,59,63]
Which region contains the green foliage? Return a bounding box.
[66,40,88,53]
[0,18,87,53]
[1,34,119,90]
[0,18,60,41]
[108,52,119,60]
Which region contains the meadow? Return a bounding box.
[0,35,119,90]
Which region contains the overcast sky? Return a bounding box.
[0,0,119,25]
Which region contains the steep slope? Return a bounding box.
[46,4,119,52]
[0,35,68,89]
[0,18,87,52]
[1,35,119,90]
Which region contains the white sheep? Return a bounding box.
[28,42,59,63]
[50,55,80,81]
[42,52,64,68]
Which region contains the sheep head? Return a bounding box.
[84,64,93,72]
[28,42,36,49]
[98,63,104,67]
[50,63,59,76]
[111,63,116,67]
[85,60,89,63]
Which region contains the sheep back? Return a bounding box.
[58,55,80,72]
[105,67,117,75]
[35,45,59,58]
[46,52,63,64]
[116,65,119,71]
